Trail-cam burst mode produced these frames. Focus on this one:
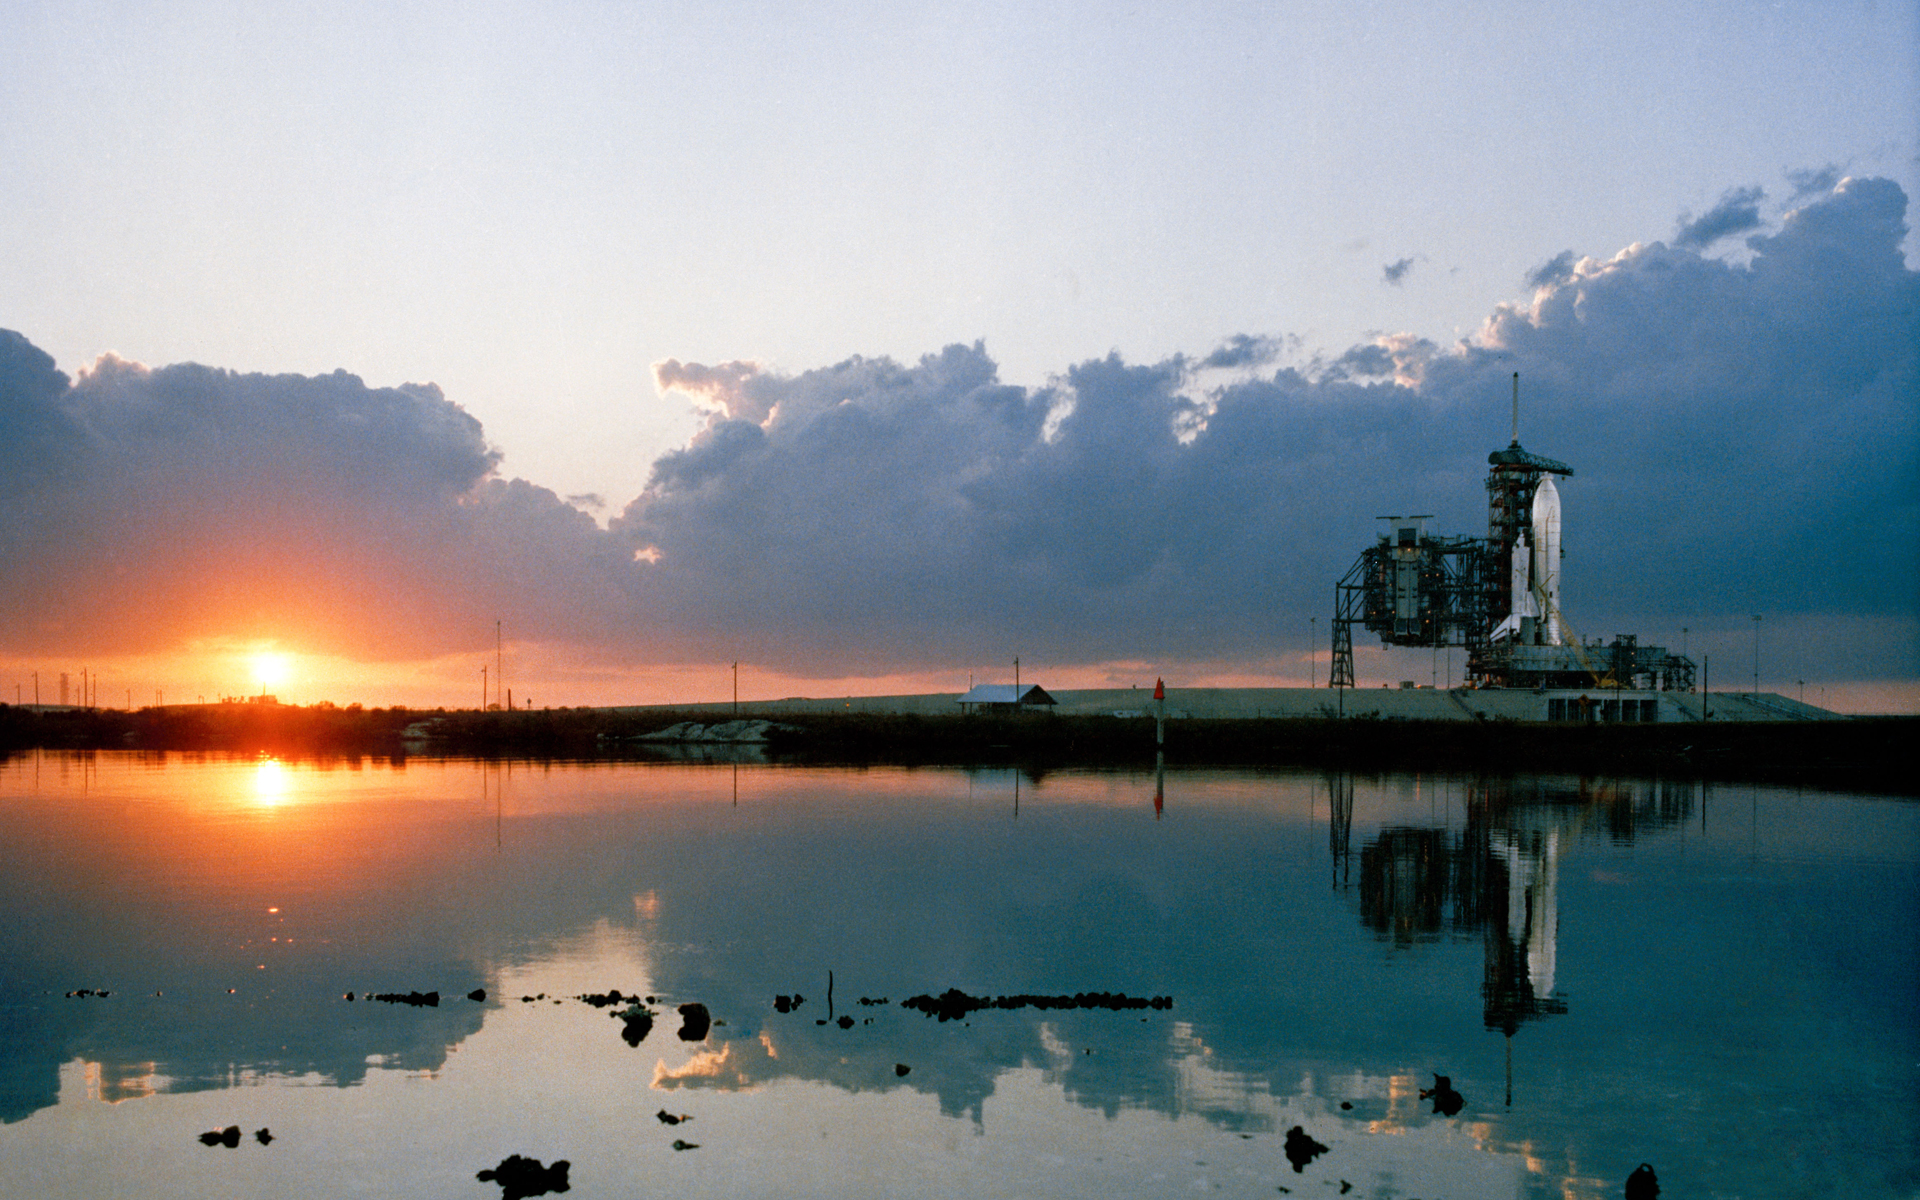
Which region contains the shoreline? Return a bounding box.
[2,701,1911,795]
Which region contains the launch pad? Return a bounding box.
[1331,375,1695,707]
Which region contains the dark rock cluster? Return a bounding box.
[1418,1073,1464,1117]
[196,1125,271,1148]
[900,988,1174,1022]
[676,1002,711,1041]
[1282,1125,1328,1173]
[618,1004,656,1047]
[476,1154,570,1200]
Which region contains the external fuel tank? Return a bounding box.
[1531,474,1562,645]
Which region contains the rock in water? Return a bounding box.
[254,1128,274,1145]
[1420,1073,1464,1116]
[676,1002,711,1041]
[476,1154,571,1200]
[619,1004,655,1047]
[1625,1163,1660,1199]
[198,1125,242,1148]
[1283,1125,1328,1173]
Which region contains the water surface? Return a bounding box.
[1,752,1914,1198]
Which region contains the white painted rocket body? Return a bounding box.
[1509,534,1537,622]
[1531,475,1562,645]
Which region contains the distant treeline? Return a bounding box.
[0,703,668,756]
[761,711,1917,794]
[0,702,1911,794]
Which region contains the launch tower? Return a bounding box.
[1330,374,1694,702]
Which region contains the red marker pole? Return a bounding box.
[1153,678,1166,746]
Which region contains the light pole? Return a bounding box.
[1310,617,1317,688]
[1751,614,1761,696]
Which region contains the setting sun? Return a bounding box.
[251,652,292,691]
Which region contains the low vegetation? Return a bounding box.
[0,702,1910,793]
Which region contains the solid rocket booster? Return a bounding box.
[1509,532,1537,625]
[1531,474,1562,645]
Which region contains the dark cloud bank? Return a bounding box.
[3,177,1915,682]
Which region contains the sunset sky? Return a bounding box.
[2,0,1915,711]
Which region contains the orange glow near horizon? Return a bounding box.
[4,644,1915,715]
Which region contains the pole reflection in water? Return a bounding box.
[1327,770,1353,891]
[0,753,1913,1200]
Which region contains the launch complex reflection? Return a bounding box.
[0,757,1720,1127]
[1337,776,1693,1053]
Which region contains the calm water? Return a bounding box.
[1,752,1914,1199]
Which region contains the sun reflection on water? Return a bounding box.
[252,757,290,806]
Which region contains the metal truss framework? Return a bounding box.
[1331,533,1694,692]
[1331,532,1493,691]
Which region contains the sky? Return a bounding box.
[1,0,1916,712]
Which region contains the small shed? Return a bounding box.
[957,684,1057,714]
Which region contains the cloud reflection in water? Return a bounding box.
[0,753,1913,1199]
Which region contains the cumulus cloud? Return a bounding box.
[652,358,778,426]
[1786,164,1841,201]
[3,177,1914,685]
[0,348,642,658]
[609,178,1915,677]
[1524,250,1579,290]
[1674,185,1767,248]
[1199,334,1285,371]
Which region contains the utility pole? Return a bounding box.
[1751,614,1761,696]
[732,661,738,716]
[1310,617,1317,688]
[481,665,488,711]
[496,620,503,711]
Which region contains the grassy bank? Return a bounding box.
[762,711,1915,793]
[1,703,1911,794]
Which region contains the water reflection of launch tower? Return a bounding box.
[1356,788,1568,1034]
[1482,825,1567,1034]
